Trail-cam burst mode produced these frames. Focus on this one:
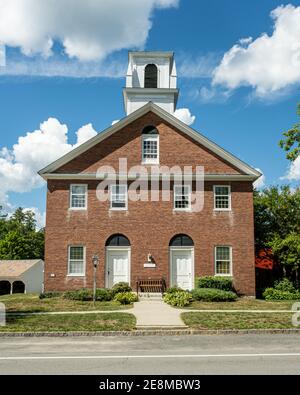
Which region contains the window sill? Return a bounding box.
[214,273,232,277]
[173,209,192,212]
[67,274,86,277]
[214,208,232,212]
[109,208,128,212]
[69,207,87,211]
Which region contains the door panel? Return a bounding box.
[171,250,193,290]
[107,250,129,288]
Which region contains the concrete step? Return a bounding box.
[138,292,163,301]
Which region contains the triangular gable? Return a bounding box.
[38,102,261,179]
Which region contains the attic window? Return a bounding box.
[142,125,159,164]
[144,64,158,88]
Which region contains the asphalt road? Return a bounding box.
[0,334,300,375]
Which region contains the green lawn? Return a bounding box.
[184,298,299,311]
[0,293,133,313]
[0,312,136,332]
[182,312,296,330]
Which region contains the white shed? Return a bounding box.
[0,260,44,295]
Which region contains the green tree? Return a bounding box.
[0,208,44,260]
[279,103,300,161]
[254,186,300,284]
[270,234,300,283]
[254,186,300,247]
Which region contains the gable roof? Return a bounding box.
[38,102,261,179]
[0,259,43,278]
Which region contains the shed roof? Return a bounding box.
[0,260,43,278]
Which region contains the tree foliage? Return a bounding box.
[279,103,300,161]
[0,208,44,260]
[254,186,300,280]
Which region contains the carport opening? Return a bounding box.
[12,281,25,294]
[0,280,11,296]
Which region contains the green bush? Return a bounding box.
[191,288,237,302]
[39,291,61,299]
[263,288,300,301]
[163,290,192,307]
[196,276,234,292]
[114,292,137,305]
[95,288,113,301]
[165,287,184,294]
[111,282,132,296]
[274,278,296,293]
[63,288,112,301]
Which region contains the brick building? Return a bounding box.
[39,52,260,296]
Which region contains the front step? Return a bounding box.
[138,292,163,301]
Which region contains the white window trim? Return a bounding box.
[141,135,159,165]
[213,185,231,211]
[110,184,128,211]
[69,184,88,210]
[173,184,192,211]
[214,246,233,277]
[67,245,86,277]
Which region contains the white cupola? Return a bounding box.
[123,51,179,115]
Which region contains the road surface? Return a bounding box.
[0,334,300,375]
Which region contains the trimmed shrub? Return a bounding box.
[39,291,61,299]
[274,278,296,293]
[165,287,184,294]
[63,288,112,301]
[111,282,132,296]
[95,288,113,301]
[163,290,192,307]
[196,276,234,292]
[114,292,137,305]
[263,288,300,301]
[191,288,237,302]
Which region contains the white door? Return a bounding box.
[107,249,130,288]
[171,249,193,290]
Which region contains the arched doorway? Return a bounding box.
[0,280,11,295]
[12,281,25,294]
[169,234,194,290]
[105,234,131,288]
[144,64,158,88]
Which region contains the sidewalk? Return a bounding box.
[131,300,187,328]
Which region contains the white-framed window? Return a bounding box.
[215,246,232,276]
[68,246,86,276]
[110,184,128,210]
[70,184,87,209]
[174,185,191,211]
[142,135,159,164]
[214,185,231,211]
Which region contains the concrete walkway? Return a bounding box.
[131,301,187,328]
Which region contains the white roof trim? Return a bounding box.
[38,102,261,179]
[41,173,258,182]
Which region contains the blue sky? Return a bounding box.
[0,0,299,226]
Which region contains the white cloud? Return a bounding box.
[213,4,300,97]
[75,123,97,146]
[0,0,178,62]
[173,108,196,126]
[0,118,98,210]
[284,156,300,181]
[253,169,265,189]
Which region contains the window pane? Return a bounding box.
[216,261,230,275]
[70,246,84,260]
[216,246,230,260]
[215,186,229,196]
[71,194,86,208]
[174,186,190,209]
[215,195,229,209]
[143,138,158,160]
[69,260,84,274]
[72,185,86,195]
[111,185,127,209]
[214,186,230,209]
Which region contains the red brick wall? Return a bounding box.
[44,179,255,296]
[44,111,255,296]
[56,112,242,175]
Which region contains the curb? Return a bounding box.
[1,328,300,337]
